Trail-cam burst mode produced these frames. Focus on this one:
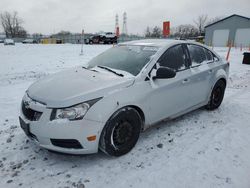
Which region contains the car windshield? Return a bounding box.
[87,45,159,76]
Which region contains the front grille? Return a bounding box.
[19,117,38,141]
[50,139,83,149]
[22,101,42,121]
[29,132,38,141]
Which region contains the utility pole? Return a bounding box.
[115,14,120,37]
[122,12,128,35]
[80,29,84,55]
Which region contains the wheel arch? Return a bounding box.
[206,76,227,110]
[206,74,227,103]
[105,105,145,131]
[127,105,145,130]
[218,77,227,87]
[212,68,228,90]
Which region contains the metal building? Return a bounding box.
[205,14,250,47]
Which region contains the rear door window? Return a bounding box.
[204,48,214,62]
[187,44,207,67]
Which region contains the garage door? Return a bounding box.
[212,29,229,47]
[235,28,250,47]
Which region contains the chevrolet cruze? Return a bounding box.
[19,39,229,156]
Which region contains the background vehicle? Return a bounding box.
[85,32,117,44]
[22,39,38,44]
[101,32,117,44]
[84,36,93,44]
[4,39,15,45]
[0,39,3,43]
[19,39,229,156]
[85,35,101,44]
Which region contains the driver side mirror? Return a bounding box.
[153,67,176,79]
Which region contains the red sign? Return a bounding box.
[163,21,170,37]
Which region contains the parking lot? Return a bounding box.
[1,43,250,188]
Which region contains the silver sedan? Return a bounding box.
[20,39,229,156]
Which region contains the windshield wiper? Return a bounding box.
[97,66,124,77]
[82,66,99,72]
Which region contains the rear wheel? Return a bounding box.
[206,80,226,110]
[99,107,142,156]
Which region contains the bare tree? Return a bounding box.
[206,16,224,26]
[170,24,198,39]
[145,26,162,38]
[151,26,162,38]
[57,31,71,36]
[51,31,71,38]
[0,11,27,38]
[194,14,208,35]
[145,26,151,38]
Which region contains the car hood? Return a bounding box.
[27,67,135,108]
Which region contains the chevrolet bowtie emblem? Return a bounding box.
[23,100,30,109]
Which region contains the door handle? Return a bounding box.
[182,78,189,84]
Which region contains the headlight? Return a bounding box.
[50,98,102,121]
[55,103,89,120]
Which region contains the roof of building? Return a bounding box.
[205,14,250,28]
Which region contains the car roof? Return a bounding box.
[120,39,204,48]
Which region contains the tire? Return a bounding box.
[99,107,142,156]
[206,80,226,110]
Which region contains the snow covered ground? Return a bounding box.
[0,43,250,188]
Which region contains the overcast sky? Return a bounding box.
[0,0,249,35]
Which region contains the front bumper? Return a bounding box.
[19,97,104,154]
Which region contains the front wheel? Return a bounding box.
[206,80,226,110]
[99,107,142,156]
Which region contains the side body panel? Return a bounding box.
[85,44,229,131]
